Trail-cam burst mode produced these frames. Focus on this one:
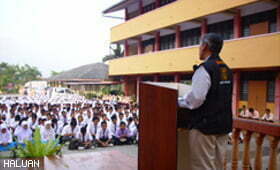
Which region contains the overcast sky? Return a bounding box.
[0,0,123,77]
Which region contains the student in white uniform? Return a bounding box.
[0,124,15,151]
[76,126,93,149]
[41,121,56,142]
[87,117,100,141]
[60,118,79,144]
[261,108,274,122]
[96,121,112,147]
[14,121,33,143]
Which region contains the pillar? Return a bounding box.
[275,72,280,121]
[124,40,129,57]
[136,76,141,103]
[232,72,241,116]
[139,0,143,14]
[125,8,128,21]
[137,37,143,54]
[156,0,160,8]
[175,74,181,83]
[124,77,129,96]
[155,32,160,51]
[234,9,242,38]
[175,25,181,48]
[201,19,208,37]
[277,6,280,32]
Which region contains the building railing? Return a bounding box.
[230,118,280,170]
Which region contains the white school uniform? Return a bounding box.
[96,128,112,140]
[0,125,12,144]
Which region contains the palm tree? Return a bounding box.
[103,44,124,62]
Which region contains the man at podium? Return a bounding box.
[178,33,233,170]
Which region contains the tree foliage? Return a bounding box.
[50,70,62,76]
[0,62,42,93]
[102,44,124,62]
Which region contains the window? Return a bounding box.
[127,10,139,20]
[208,20,234,40]
[267,80,275,102]
[160,34,175,50]
[159,75,174,82]
[160,0,176,6]
[242,9,277,37]
[142,38,155,53]
[181,28,201,47]
[240,80,248,101]
[143,3,156,13]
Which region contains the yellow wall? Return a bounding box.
[109,33,280,76]
[111,0,259,43]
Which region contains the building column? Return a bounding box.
[154,75,159,82]
[125,8,128,21]
[232,72,241,116]
[275,72,280,121]
[175,25,181,48]
[124,40,129,57]
[124,77,130,96]
[277,6,280,32]
[234,9,242,38]
[137,37,143,54]
[201,19,208,37]
[155,32,160,51]
[175,74,181,83]
[156,0,160,8]
[136,76,142,103]
[139,0,143,14]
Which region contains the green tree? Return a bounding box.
[50,70,62,76]
[0,62,42,93]
[103,44,124,62]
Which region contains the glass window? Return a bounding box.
[240,80,248,101]
[143,3,156,13]
[242,9,277,37]
[267,80,275,102]
[160,34,175,50]
[181,28,201,47]
[142,38,155,53]
[208,20,234,40]
[160,0,176,6]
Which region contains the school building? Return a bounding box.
[103,0,280,119]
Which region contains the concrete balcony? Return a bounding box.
[108,32,280,76]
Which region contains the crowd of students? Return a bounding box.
[238,105,274,122]
[0,95,139,151]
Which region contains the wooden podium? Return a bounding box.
[138,82,191,170]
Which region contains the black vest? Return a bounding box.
[187,56,233,135]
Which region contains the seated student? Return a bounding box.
[239,105,249,118]
[109,115,119,144]
[96,121,112,147]
[76,126,93,149]
[41,121,56,142]
[248,108,260,119]
[87,117,100,143]
[261,108,274,122]
[14,121,33,144]
[0,124,15,151]
[115,122,131,145]
[60,118,79,144]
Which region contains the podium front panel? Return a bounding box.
[139,83,178,170]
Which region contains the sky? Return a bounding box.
[0,0,123,77]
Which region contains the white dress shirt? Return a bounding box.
[96,128,112,140]
[178,65,211,109]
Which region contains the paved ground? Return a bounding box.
[0,138,279,170]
